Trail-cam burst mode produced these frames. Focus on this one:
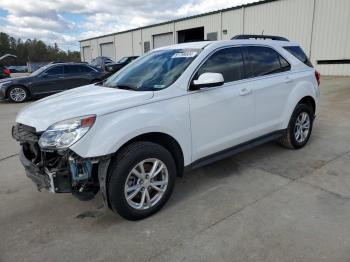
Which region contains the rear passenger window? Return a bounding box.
[197,47,244,83]
[65,65,94,73]
[244,46,290,77]
[284,46,313,67]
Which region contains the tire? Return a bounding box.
[107,141,176,220]
[280,103,314,149]
[7,86,29,103]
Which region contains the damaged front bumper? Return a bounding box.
[13,123,111,204]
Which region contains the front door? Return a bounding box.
[33,65,66,95]
[189,47,255,162]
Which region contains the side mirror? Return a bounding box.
[192,73,224,89]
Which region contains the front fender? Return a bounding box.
[70,96,192,165]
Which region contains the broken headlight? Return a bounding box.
[39,115,96,150]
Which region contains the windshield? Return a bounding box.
[104,49,201,91]
[30,64,50,76]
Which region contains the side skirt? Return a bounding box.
[185,130,285,172]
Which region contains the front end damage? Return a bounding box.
[12,123,110,203]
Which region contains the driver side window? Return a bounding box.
[197,47,245,83]
[45,65,63,75]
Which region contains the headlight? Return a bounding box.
[39,115,96,149]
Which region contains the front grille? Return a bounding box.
[12,123,39,142]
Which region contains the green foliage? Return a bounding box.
[0,32,80,65]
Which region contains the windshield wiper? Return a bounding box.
[115,85,137,91]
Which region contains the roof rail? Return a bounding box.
[231,34,289,41]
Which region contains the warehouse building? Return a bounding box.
[79,0,350,76]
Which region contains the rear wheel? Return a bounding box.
[107,142,176,220]
[8,86,28,103]
[280,103,314,149]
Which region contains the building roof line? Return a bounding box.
[79,0,279,42]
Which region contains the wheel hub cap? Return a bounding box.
[9,88,26,102]
[294,112,310,143]
[124,158,168,210]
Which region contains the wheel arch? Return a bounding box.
[114,132,185,177]
[298,96,316,114]
[6,84,30,99]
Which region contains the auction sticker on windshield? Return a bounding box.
[171,51,198,58]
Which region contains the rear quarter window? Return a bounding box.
[283,46,313,67]
[243,46,291,78]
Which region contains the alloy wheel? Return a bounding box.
[294,112,310,143]
[124,158,168,210]
[9,88,26,102]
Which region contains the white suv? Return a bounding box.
[13,35,320,220]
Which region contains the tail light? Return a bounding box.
[315,70,321,86]
[3,68,11,75]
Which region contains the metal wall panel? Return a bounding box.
[80,0,350,75]
[90,39,99,59]
[310,0,350,75]
[115,33,133,60]
[132,30,142,56]
[221,9,244,40]
[174,13,221,42]
[244,0,314,56]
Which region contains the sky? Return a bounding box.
[0,0,257,51]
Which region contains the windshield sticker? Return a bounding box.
[153,85,166,89]
[171,51,198,58]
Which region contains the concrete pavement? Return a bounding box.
[0,77,349,262]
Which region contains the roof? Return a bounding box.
[152,39,299,51]
[79,0,280,42]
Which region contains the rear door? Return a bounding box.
[189,46,255,161]
[242,46,292,136]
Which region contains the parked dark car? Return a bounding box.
[0,65,11,79]
[0,63,105,102]
[104,56,139,78]
[90,56,114,71]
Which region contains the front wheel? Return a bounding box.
[107,142,176,220]
[8,86,28,103]
[280,103,314,149]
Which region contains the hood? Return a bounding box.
[16,84,154,131]
[2,75,34,83]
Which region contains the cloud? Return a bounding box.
[0,0,256,51]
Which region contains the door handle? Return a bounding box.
[240,88,251,96]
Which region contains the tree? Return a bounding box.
[0,32,81,65]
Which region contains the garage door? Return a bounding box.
[100,43,115,59]
[153,33,173,49]
[82,46,92,63]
